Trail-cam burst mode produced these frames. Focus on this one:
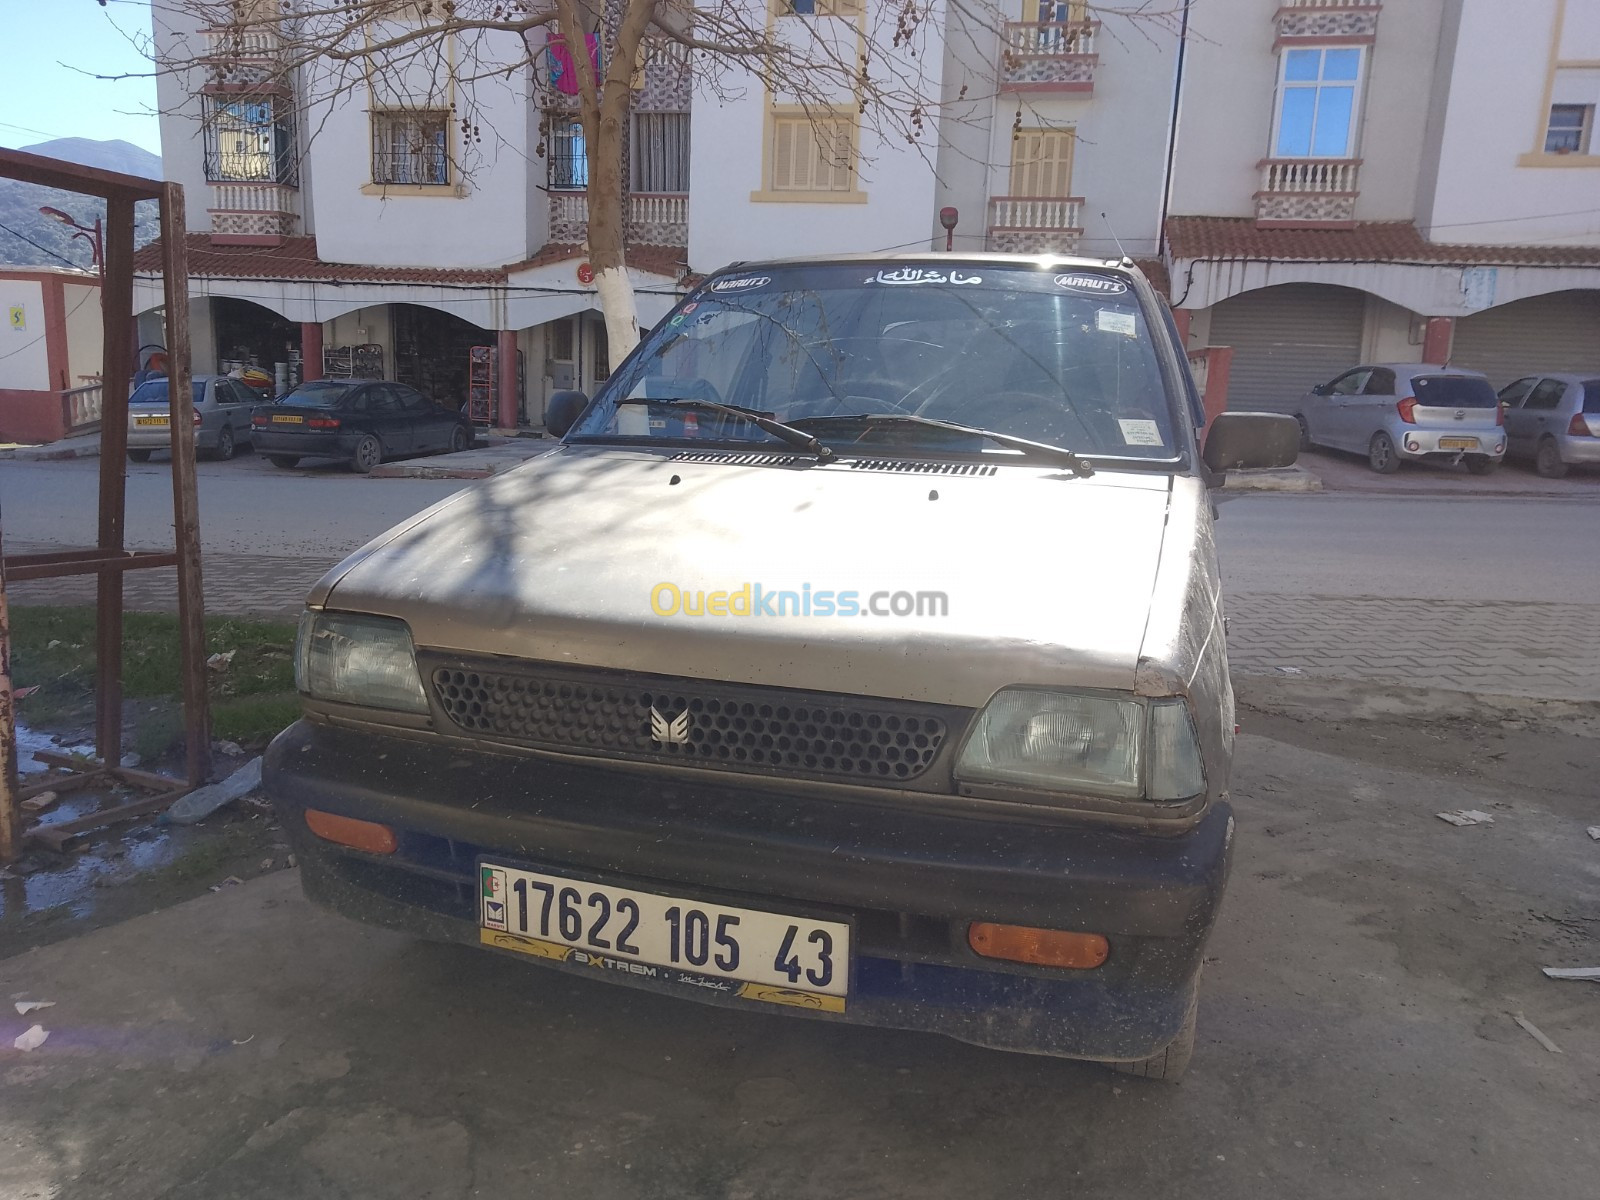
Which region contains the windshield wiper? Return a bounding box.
[615,397,836,462]
[791,413,1094,477]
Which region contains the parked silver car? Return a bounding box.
[126,374,256,462]
[1294,363,1506,475]
[1497,374,1600,478]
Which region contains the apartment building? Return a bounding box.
[131,0,1597,428]
[1169,0,1600,407]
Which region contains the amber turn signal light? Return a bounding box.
[304,808,398,854]
[967,922,1109,969]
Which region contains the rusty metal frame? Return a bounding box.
[0,148,211,864]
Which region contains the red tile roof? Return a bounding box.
[1166,217,1600,267]
[133,233,688,285]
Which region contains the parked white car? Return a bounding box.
[1497,374,1600,478]
[1294,364,1506,475]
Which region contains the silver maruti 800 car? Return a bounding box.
[264,255,1296,1081]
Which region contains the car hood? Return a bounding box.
[315,446,1176,708]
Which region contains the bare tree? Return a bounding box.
[147,1,1176,358]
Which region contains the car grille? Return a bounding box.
[425,658,961,785]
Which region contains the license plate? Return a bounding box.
[478,862,850,1012]
[1439,437,1479,450]
[271,414,304,424]
[134,415,169,426]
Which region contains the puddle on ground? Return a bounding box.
[4,720,268,931]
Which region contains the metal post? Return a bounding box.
[94,196,136,769]
[0,520,21,864]
[161,183,212,787]
[497,328,518,429]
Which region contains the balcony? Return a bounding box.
[985,195,1084,254]
[200,25,284,91]
[548,191,688,248]
[1254,158,1360,225]
[999,22,1098,94]
[1274,1,1382,44]
[207,181,298,246]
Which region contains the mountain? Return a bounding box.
[0,139,163,270]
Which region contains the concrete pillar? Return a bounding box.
[497,328,518,429]
[1422,316,1454,365]
[300,321,324,381]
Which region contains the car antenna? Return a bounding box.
[1100,212,1134,267]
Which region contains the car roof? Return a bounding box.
[712,251,1148,282]
[1361,363,1491,377]
[1511,372,1600,383]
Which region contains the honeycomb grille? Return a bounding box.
[428,662,953,784]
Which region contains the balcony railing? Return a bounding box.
[203,25,281,61]
[547,191,689,247]
[1275,1,1382,40]
[1000,21,1098,91]
[1255,158,1360,223]
[62,383,102,436]
[985,195,1084,253]
[207,181,297,244]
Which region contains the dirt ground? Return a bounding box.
[1,682,1597,1199]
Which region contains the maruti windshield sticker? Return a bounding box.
[1054,273,1128,295]
[864,267,983,286]
[1118,418,1163,446]
[1096,309,1137,337]
[710,275,771,292]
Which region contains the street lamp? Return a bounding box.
[38,205,104,275]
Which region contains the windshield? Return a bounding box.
[1413,375,1497,407]
[130,379,205,407]
[571,264,1182,460]
[280,381,361,408]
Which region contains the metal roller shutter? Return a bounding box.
[1451,291,1600,389]
[1207,284,1367,413]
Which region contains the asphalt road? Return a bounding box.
[4,457,1596,603]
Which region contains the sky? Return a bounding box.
[0,0,161,156]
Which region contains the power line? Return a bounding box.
[0,220,86,270]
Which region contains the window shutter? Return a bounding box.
[774,118,797,189]
[1010,129,1074,197]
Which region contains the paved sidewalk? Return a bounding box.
[9,546,1596,701]
[1226,593,1600,702]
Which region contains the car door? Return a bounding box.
[1354,367,1397,445]
[396,385,449,451]
[1522,378,1568,451]
[216,380,252,437]
[360,384,412,454]
[1497,377,1537,456]
[1321,369,1372,450]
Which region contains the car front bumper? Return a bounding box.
[264,719,1232,1061]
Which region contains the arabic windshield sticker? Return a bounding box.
[710,275,771,293]
[1096,310,1137,337]
[1118,419,1163,446]
[864,267,983,286]
[1054,272,1128,295]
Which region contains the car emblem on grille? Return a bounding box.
[1455,410,1465,420]
[649,706,691,744]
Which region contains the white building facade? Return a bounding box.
[1168,0,1600,408]
[135,0,1599,429]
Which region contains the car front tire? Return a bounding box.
[210,425,236,462]
[351,434,383,474]
[1368,431,1401,474]
[127,449,152,463]
[1294,414,1312,452]
[1109,977,1198,1083]
[1535,437,1568,479]
[268,455,299,469]
[448,424,471,453]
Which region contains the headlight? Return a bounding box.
[295,611,429,713]
[955,688,1206,803]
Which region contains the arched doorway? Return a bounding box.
[213,296,302,385]
[1207,283,1369,413]
[391,303,496,411]
[1452,291,1600,388]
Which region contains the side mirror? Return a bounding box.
[545,389,589,438]
[1203,411,1300,473]
[1311,383,1329,396]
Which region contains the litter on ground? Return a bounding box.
[14,1000,55,1015]
[1511,1014,1562,1054]
[1542,967,1600,982]
[1437,810,1495,827]
[13,1025,49,1052]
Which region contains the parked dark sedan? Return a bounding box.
[251,379,474,473]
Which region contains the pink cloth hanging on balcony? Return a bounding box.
[547,32,602,96]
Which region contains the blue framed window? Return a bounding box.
[1274,47,1362,158]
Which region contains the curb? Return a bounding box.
[1222,465,1323,493]
[368,464,496,480]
